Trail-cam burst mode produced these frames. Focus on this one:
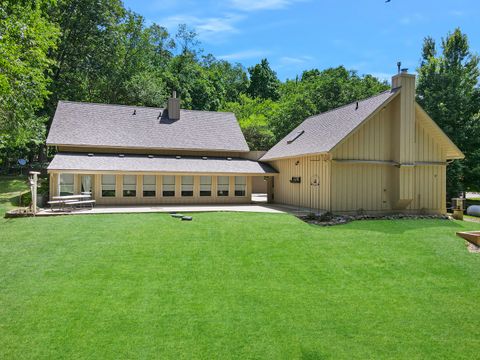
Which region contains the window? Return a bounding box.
[200,176,212,196]
[59,173,74,195]
[123,175,136,197]
[143,175,156,197]
[235,176,246,196]
[181,176,194,197]
[163,176,175,197]
[102,175,116,197]
[217,176,229,196]
[81,175,92,194]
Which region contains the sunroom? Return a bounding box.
[48,153,277,205]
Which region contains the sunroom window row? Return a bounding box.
[94,175,247,197]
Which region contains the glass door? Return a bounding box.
[81,175,93,197]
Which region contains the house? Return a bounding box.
[46,93,277,205]
[46,70,463,214]
[260,70,464,214]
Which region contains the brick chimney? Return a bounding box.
[391,68,416,209]
[168,91,180,120]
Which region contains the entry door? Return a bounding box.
[80,175,93,196]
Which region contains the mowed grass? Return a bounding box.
[0,176,29,213]
[1,181,480,358]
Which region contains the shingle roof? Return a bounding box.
[46,101,249,152]
[48,153,277,175]
[260,89,399,161]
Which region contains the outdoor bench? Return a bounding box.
[66,200,96,209]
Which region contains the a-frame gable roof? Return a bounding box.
[260,89,399,161]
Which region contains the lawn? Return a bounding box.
[0,175,29,214]
[1,179,480,359]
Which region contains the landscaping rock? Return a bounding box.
[181,216,192,221]
[299,212,450,226]
[171,214,184,218]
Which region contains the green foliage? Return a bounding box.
[417,28,480,194]
[221,94,277,150]
[270,66,389,140]
[247,58,280,100]
[0,0,58,161]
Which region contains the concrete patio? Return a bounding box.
[37,203,287,216]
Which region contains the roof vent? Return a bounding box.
[119,154,125,157]
[355,102,359,110]
[401,68,409,73]
[287,130,305,144]
[132,109,136,115]
[148,155,154,159]
[202,156,208,160]
[87,153,94,157]
[176,155,181,159]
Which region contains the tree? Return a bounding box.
[44,0,124,106]
[221,94,277,150]
[175,24,199,56]
[247,58,280,100]
[269,66,389,140]
[417,28,480,195]
[0,0,58,166]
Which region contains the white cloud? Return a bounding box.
[399,12,425,25]
[159,13,243,43]
[229,0,304,11]
[217,49,270,61]
[279,55,313,65]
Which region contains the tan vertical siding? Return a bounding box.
[415,120,446,162]
[269,154,330,211]
[331,163,389,212]
[332,106,392,161]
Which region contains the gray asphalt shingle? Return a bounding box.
[48,153,277,174]
[260,89,399,161]
[46,101,250,152]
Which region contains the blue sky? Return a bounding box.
[123,0,479,81]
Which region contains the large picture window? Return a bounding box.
[200,176,212,196]
[101,175,116,197]
[143,175,156,197]
[181,176,194,197]
[163,176,175,197]
[217,176,229,196]
[235,176,246,196]
[123,175,136,197]
[59,173,74,195]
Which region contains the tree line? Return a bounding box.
[0,0,479,195]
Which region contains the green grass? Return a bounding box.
[1,179,480,359]
[0,175,29,214]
